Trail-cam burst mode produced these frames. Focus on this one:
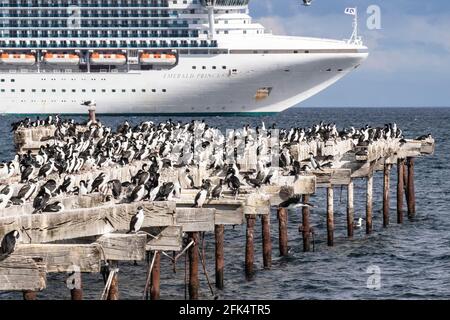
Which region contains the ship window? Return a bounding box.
[222,66,227,69]
[32,89,36,92]
[294,51,298,53]
[192,66,196,69]
[82,89,86,93]
[0,79,4,82]
[1,89,4,92]
[132,89,136,93]
[42,89,46,93]
[62,89,66,92]
[202,66,206,70]
[142,89,146,92]
[305,50,310,53]
[52,89,56,92]
[11,89,15,92]
[112,89,116,93]
[92,89,96,93]
[338,69,343,72]
[72,89,76,93]
[162,89,166,92]
[152,89,156,92]
[21,89,25,93]
[122,89,126,93]
[212,66,216,69]
[102,89,106,93]
[11,79,15,82]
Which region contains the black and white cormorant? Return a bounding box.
[0,230,20,257]
[127,206,145,233]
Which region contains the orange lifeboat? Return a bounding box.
[43,53,80,65]
[140,52,176,66]
[0,53,35,65]
[90,52,127,65]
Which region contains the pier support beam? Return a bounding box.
[277,208,288,256]
[23,290,37,300]
[107,270,119,300]
[327,187,334,246]
[261,214,272,269]
[150,251,161,300]
[366,175,374,234]
[245,215,256,280]
[347,181,354,238]
[302,194,311,252]
[188,232,199,300]
[215,225,224,289]
[407,157,416,219]
[383,164,391,228]
[70,275,83,300]
[397,159,405,224]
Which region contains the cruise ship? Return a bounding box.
[0,0,368,114]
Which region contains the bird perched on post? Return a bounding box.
[0,230,20,257]
[127,206,144,233]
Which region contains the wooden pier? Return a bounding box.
[0,118,435,300]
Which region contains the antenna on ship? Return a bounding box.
[345,7,363,46]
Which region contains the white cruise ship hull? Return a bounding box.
[0,36,368,115]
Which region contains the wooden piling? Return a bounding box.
[188,232,199,300]
[261,214,272,269]
[383,164,391,228]
[277,207,288,256]
[347,181,354,238]
[245,215,256,279]
[327,187,334,246]
[23,290,37,300]
[150,251,161,300]
[215,224,224,289]
[407,157,416,218]
[397,158,405,224]
[70,275,83,300]
[366,175,373,234]
[107,270,119,300]
[302,194,311,252]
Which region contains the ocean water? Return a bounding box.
[0,107,448,300]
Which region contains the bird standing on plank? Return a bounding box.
[128,206,144,233]
[0,230,20,257]
[193,185,208,208]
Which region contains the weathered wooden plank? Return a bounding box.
[0,256,46,291]
[0,201,176,243]
[276,175,316,194]
[175,208,215,232]
[95,233,147,261]
[13,244,101,273]
[146,226,183,251]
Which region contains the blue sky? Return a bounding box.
[250,0,450,107]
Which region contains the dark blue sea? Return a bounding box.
[0,107,448,300]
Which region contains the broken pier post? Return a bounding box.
[301,194,311,252]
[383,164,391,228]
[277,207,288,256]
[366,175,374,234]
[347,181,354,238]
[327,187,334,246]
[397,158,405,224]
[188,232,199,300]
[215,224,224,289]
[150,251,161,300]
[407,157,416,219]
[245,214,256,280]
[261,214,272,269]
